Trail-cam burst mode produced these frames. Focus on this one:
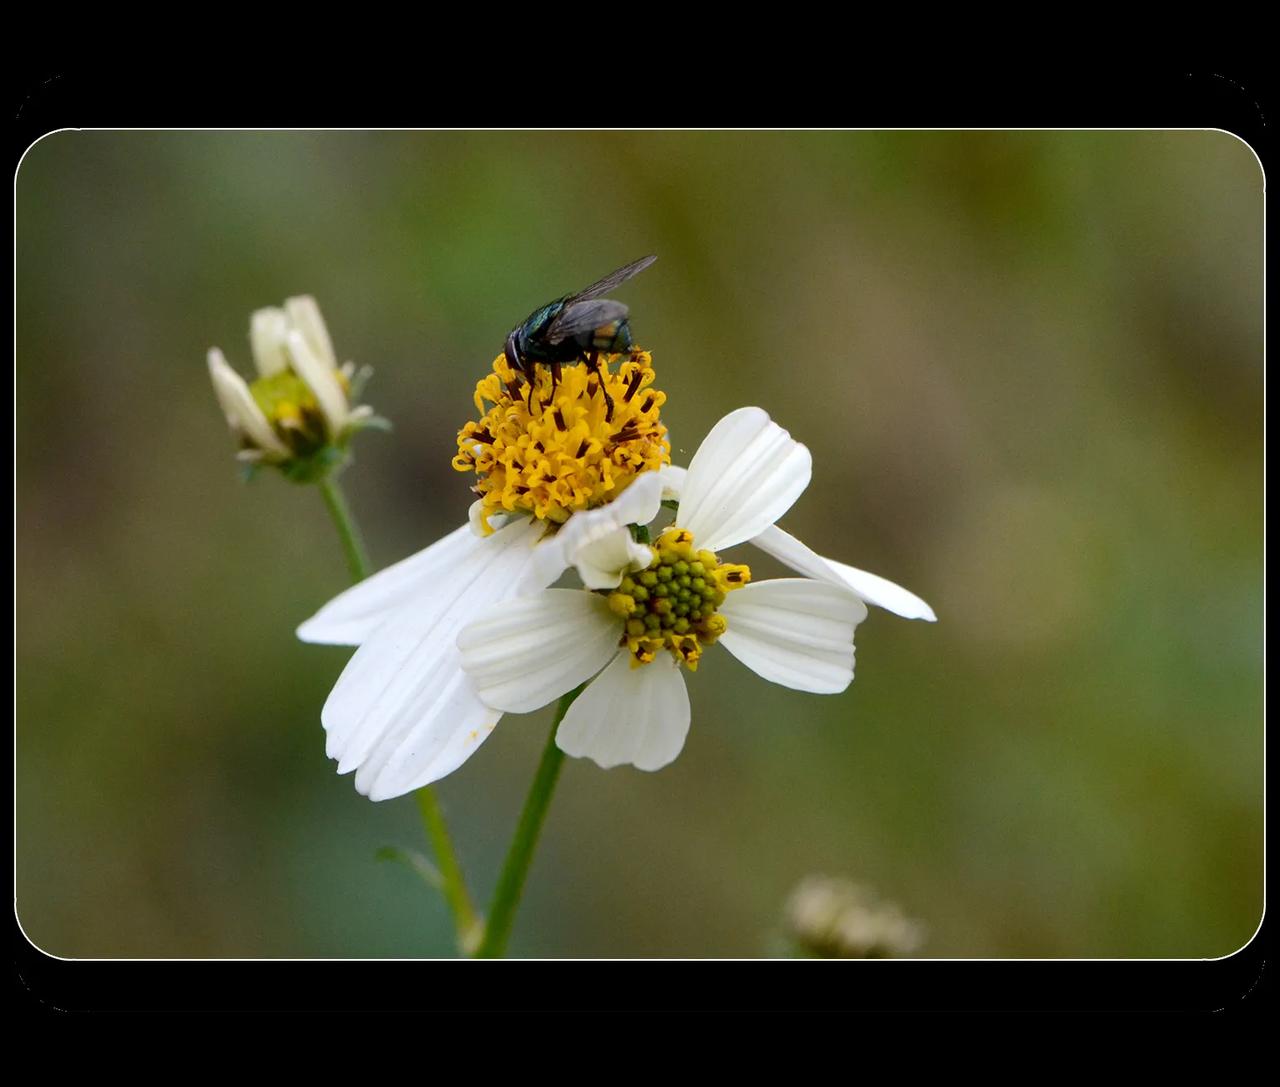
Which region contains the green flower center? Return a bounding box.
[250,370,327,456]
[602,526,750,669]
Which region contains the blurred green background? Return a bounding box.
[16,131,1262,958]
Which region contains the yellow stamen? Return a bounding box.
[453,350,670,532]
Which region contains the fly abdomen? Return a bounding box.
[588,318,633,354]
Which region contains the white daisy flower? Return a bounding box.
[296,348,678,801]
[457,407,934,772]
[207,296,381,481]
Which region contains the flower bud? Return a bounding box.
[208,296,386,482]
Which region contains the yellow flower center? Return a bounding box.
[453,351,670,532]
[604,527,750,670]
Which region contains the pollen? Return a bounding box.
[453,351,670,532]
[604,527,750,670]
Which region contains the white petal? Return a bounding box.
[296,523,475,646]
[676,407,812,553]
[249,308,290,376]
[529,470,665,589]
[287,330,348,435]
[207,348,289,457]
[320,517,552,799]
[285,295,337,369]
[556,652,691,771]
[354,671,500,802]
[752,525,937,622]
[573,528,655,590]
[399,705,505,796]
[658,463,687,500]
[718,578,867,694]
[457,590,619,713]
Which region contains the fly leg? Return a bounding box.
[586,351,614,422]
[550,361,562,401]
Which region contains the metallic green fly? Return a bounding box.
[503,255,657,419]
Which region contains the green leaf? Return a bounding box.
[375,845,444,891]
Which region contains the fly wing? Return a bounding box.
[546,299,629,345]
[567,254,657,302]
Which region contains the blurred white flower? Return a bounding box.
[207,296,382,481]
[785,875,927,958]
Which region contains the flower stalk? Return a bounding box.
[473,685,582,958]
[317,474,477,954]
[318,476,372,583]
[416,789,483,955]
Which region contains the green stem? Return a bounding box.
[416,789,482,954]
[318,475,372,582]
[474,685,582,959]
[316,472,478,954]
